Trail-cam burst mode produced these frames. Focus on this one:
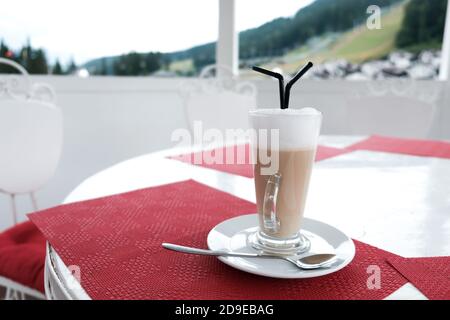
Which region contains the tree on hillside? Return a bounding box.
[99,58,108,75]
[0,39,51,74]
[0,40,9,57]
[0,40,16,73]
[127,52,143,75]
[52,59,64,75]
[112,52,162,76]
[20,40,33,71]
[396,0,448,49]
[192,44,215,71]
[28,49,48,74]
[67,59,78,74]
[113,55,126,75]
[159,53,170,70]
[113,53,139,75]
[144,52,162,74]
[16,40,49,74]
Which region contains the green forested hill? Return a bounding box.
[239,0,402,59]
[168,0,403,70]
[84,0,448,75]
[396,0,448,51]
[271,0,408,73]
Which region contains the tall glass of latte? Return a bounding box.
[249,108,322,254]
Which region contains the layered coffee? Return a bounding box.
[254,147,315,238]
[249,107,322,253]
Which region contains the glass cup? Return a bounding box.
[249,108,322,254]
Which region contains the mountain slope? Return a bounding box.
[331,3,405,62]
[258,2,406,75]
[396,0,448,51]
[172,0,403,70]
[238,0,403,59]
[85,0,440,75]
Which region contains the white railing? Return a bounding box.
[30,75,449,137]
[439,0,450,80]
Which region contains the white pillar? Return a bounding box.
[439,0,450,139]
[216,0,238,76]
[439,0,450,80]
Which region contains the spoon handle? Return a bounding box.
[162,243,261,258]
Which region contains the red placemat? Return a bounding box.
[169,144,349,178]
[316,145,350,161]
[29,180,408,300]
[347,135,450,159]
[170,144,253,178]
[387,256,450,300]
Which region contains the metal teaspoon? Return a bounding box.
[162,243,337,270]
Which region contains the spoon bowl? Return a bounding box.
[285,254,337,269]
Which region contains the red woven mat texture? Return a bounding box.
[347,135,450,159]
[387,256,450,300]
[29,180,408,300]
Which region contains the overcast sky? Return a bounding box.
[0,0,313,64]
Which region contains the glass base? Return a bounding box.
[249,230,311,255]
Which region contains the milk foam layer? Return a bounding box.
[249,108,322,150]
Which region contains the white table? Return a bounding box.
[44,136,450,300]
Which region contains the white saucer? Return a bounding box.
[207,214,355,279]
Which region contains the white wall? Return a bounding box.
[0,76,448,230]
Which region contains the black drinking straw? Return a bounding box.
[284,62,313,109]
[252,66,285,109]
[252,62,313,109]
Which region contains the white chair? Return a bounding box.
[179,65,257,142]
[0,58,62,300]
[345,80,441,138]
[0,58,63,225]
